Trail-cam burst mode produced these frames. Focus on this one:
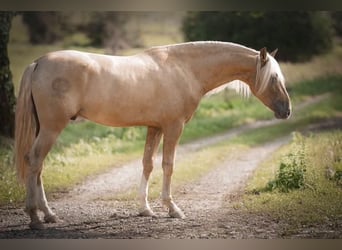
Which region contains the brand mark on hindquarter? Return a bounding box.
[52,77,70,96]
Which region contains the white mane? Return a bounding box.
[255,54,285,94]
[205,80,250,98]
[207,52,285,98]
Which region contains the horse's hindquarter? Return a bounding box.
[81,52,202,128]
[31,51,96,126]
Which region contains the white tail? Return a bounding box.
[14,63,38,184]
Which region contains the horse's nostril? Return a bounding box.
[286,109,291,117]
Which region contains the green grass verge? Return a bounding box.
[241,131,342,230]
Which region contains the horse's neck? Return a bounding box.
[170,43,258,94]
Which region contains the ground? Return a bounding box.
[0,110,341,239]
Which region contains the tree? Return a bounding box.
[21,11,132,54]
[22,12,64,44]
[0,12,16,138]
[182,12,333,62]
[82,12,130,54]
[331,11,342,36]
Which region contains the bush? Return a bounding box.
[266,159,306,193]
[182,11,333,62]
[266,134,307,192]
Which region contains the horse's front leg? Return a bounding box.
[161,123,185,219]
[139,126,162,216]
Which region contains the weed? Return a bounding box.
[266,133,307,193]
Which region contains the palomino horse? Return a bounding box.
[15,41,291,229]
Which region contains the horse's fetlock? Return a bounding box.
[162,197,172,206]
[25,200,37,210]
[44,213,58,223]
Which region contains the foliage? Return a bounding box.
[22,12,66,44]
[182,11,333,62]
[81,12,129,53]
[331,11,342,36]
[265,133,307,192]
[21,12,131,54]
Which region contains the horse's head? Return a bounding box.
[251,48,291,119]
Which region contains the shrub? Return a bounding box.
[182,11,333,62]
[266,134,307,192]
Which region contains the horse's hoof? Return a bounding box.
[138,209,156,217]
[44,214,58,223]
[29,221,45,230]
[169,209,186,219]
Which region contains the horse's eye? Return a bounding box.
[271,74,278,84]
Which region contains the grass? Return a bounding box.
[0,133,145,204]
[241,131,342,229]
[281,44,342,85]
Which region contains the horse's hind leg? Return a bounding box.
[25,128,62,229]
[139,126,162,216]
[37,170,57,223]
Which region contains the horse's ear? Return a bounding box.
[260,47,268,67]
[270,48,278,57]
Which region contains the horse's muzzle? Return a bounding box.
[275,110,291,119]
[274,101,291,119]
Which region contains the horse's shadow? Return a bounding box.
[0,213,182,239]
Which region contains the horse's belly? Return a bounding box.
[79,102,163,128]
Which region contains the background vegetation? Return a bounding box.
[182,12,335,62]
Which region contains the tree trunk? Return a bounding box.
[0,12,15,138]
